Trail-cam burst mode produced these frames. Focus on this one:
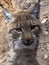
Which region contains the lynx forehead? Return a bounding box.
[7,11,40,30]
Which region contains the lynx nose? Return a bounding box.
[23,38,34,46]
[22,33,34,46]
[26,39,31,43]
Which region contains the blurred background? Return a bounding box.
[0,0,49,65]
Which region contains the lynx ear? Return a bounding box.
[2,8,15,23]
[0,4,15,23]
[28,0,40,19]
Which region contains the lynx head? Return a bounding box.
[4,11,41,51]
[0,3,41,51]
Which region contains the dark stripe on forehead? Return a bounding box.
[7,11,40,30]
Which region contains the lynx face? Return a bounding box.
[6,11,40,51]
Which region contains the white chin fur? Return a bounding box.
[13,36,37,50]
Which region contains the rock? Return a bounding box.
[41,19,48,24]
[43,31,48,35]
[44,54,48,59]
[47,43,49,50]
[41,47,45,51]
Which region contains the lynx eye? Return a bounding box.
[31,25,39,30]
[9,28,22,33]
[14,28,22,32]
[31,25,36,30]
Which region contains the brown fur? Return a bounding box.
[0,11,41,65]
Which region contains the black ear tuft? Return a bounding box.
[0,3,3,8]
[30,0,41,19]
[0,3,14,23]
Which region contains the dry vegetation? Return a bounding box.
[0,0,49,65]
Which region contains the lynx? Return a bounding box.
[0,1,41,65]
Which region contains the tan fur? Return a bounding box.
[0,11,41,65]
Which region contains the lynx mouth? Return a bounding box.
[23,42,32,46]
[22,40,34,46]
